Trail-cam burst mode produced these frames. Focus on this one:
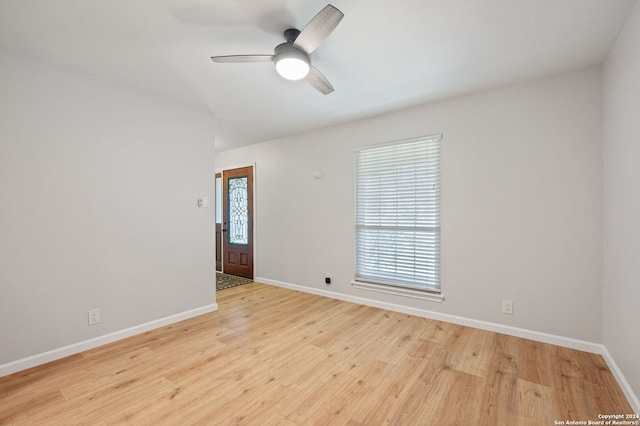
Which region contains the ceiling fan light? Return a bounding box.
[274,44,310,81]
[276,57,310,80]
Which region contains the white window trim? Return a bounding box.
[351,280,445,303]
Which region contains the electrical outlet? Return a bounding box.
[325,273,332,285]
[88,308,101,325]
[502,300,513,315]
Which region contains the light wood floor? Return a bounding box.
[0,283,633,425]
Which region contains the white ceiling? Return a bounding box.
[0,0,636,151]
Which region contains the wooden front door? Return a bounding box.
[222,166,254,279]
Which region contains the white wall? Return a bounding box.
[0,47,217,367]
[604,0,640,402]
[217,67,603,343]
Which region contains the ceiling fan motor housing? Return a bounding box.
[273,42,311,80]
[274,43,310,64]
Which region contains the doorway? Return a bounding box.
[215,166,254,279]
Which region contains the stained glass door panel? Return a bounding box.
[228,176,248,245]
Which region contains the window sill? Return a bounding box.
[350,280,444,303]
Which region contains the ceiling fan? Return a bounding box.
[210,4,344,95]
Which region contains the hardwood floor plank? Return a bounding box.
[516,378,554,425]
[11,376,174,425]
[455,338,520,425]
[0,354,85,395]
[0,282,633,424]
[373,314,431,365]
[430,370,482,426]
[450,327,495,378]
[517,337,553,386]
[328,359,394,423]
[59,347,156,400]
[358,347,451,424]
[0,389,64,425]
[229,385,298,425]
[422,319,450,344]
[282,361,375,425]
[550,345,595,420]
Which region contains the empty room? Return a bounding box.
[1,0,639,424]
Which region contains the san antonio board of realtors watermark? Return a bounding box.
[554,413,640,425]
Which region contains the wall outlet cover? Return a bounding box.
[88,308,101,325]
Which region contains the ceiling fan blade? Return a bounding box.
[210,55,273,63]
[307,66,334,95]
[293,4,344,54]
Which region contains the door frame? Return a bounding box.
[215,162,256,277]
[215,172,223,272]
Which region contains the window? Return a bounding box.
[353,135,442,299]
[215,175,222,224]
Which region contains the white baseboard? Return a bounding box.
[0,303,218,378]
[601,347,640,413]
[257,276,639,412]
[257,277,601,352]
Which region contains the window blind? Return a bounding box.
[354,135,441,292]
